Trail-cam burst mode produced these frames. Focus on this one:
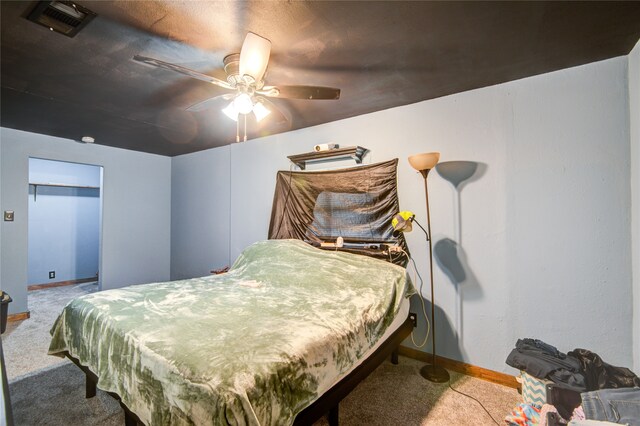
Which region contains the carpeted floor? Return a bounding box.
[313,357,519,426]
[10,363,123,426]
[3,284,521,425]
[3,282,98,380]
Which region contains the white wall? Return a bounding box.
[0,128,172,314]
[630,39,640,373]
[171,56,634,373]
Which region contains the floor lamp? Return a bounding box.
[408,152,450,383]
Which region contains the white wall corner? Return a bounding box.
[629,38,640,374]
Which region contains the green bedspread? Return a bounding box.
[49,239,414,425]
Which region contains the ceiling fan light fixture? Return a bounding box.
[239,32,271,82]
[253,101,271,122]
[222,102,238,121]
[233,93,254,115]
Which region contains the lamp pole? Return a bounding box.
[419,168,450,383]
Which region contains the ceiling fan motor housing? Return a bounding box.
[224,53,265,90]
[223,53,241,86]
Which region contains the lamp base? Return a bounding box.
[420,364,450,383]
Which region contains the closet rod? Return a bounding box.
[29,183,100,201]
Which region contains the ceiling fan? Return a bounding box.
[133,32,341,142]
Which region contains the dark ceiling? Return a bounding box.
[2,1,640,157]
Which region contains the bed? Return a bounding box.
[49,159,414,425]
[49,239,415,425]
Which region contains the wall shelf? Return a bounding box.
[29,182,100,201]
[287,146,368,170]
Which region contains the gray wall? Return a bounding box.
[171,56,635,373]
[28,159,101,284]
[171,146,231,279]
[0,128,172,314]
[630,39,640,373]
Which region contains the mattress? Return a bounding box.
[49,239,415,426]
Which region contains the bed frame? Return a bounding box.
[64,314,414,426]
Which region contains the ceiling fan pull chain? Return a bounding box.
[243,114,248,142]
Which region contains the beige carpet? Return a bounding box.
[4,284,521,425]
[314,357,519,425]
[3,282,98,380]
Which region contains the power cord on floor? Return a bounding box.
[447,381,501,425]
[396,248,501,425]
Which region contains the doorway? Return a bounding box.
[27,158,103,293]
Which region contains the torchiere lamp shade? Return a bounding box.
[408,152,440,176]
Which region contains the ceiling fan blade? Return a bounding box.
[239,32,271,82]
[133,55,234,90]
[186,94,235,112]
[255,96,291,127]
[257,85,341,100]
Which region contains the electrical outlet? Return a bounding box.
[409,312,417,327]
[49,271,55,279]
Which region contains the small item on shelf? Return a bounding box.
[313,143,339,152]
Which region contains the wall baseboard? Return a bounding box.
[398,345,519,389]
[28,277,97,292]
[7,311,30,322]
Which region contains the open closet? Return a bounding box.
[27,158,102,292]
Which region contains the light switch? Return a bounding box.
[3,211,14,222]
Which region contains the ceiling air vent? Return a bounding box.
[26,1,96,38]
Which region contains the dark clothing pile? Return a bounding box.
[505,338,640,425]
[506,338,640,392]
[568,348,640,391]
